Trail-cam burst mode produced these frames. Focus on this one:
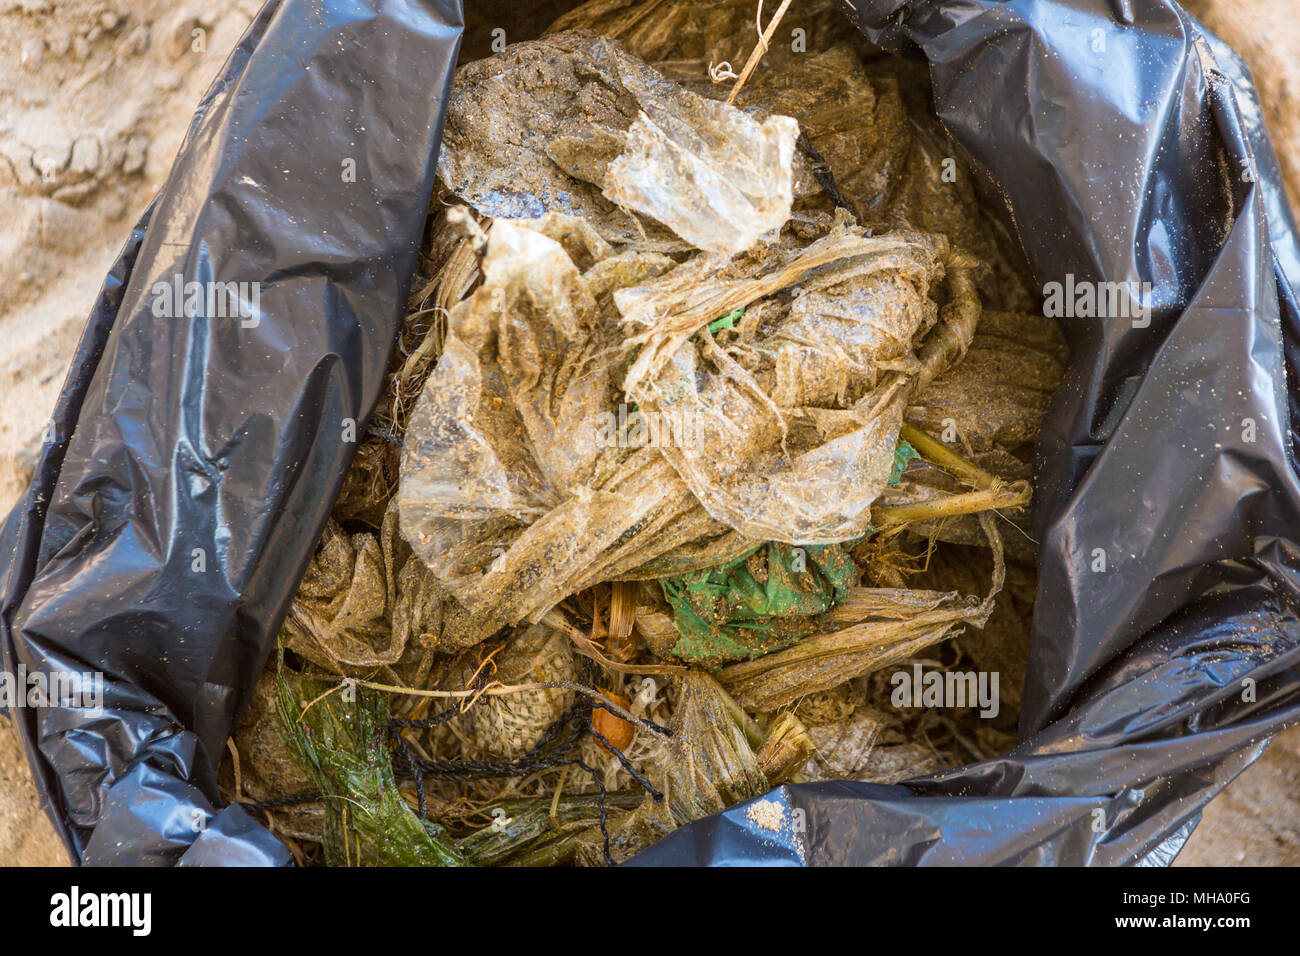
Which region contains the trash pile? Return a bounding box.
[223,0,1066,866]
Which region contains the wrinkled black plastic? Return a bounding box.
[4,0,1300,866]
[0,0,462,865]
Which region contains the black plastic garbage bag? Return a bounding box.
[4,0,1300,866]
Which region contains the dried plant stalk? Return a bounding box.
[607,581,640,661]
[755,711,816,783]
[720,513,1005,711]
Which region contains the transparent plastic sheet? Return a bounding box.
[1,0,1299,868]
[401,24,992,645]
[435,31,799,252]
[395,217,969,646]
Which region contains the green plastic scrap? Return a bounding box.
[890,438,918,485]
[707,307,745,335]
[659,540,856,666]
[275,661,464,867]
[657,440,917,666]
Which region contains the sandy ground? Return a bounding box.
[1,0,1298,866]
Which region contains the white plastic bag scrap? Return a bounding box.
[437,31,797,256]
[603,107,798,255]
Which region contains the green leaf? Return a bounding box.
[706,307,745,335]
